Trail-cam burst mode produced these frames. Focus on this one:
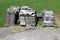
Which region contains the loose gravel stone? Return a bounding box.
[0,27,60,40]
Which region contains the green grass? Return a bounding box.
[0,0,60,26]
[37,19,42,26]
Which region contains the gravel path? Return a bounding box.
[0,27,60,40]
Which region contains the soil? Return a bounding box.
[55,13,60,27]
[0,27,60,40]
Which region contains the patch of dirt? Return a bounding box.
[1,27,60,40]
[55,13,60,27]
[0,26,36,39]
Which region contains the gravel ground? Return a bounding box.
[0,27,60,40]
